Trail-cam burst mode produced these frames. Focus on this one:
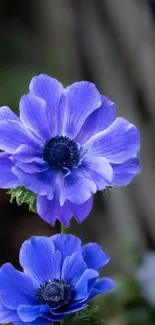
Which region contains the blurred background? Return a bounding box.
[0,0,155,324]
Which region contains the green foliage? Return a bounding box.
[8,186,36,212]
[64,316,104,325]
[105,186,113,196]
[126,307,152,325]
[63,306,105,325]
[116,275,140,303]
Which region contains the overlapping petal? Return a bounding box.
[19,237,61,285]
[60,170,96,205]
[82,243,110,270]
[0,106,20,121]
[20,95,52,141]
[29,74,64,136]
[14,318,49,325]
[11,144,42,163]
[0,152,20,188]
[74,269,98,300]
[37,195,93,227]
[62,251,87,287]
[72,195,93,222]
[12,166,57,199]
[13,162,48,174]
[84,118,140,163]
[0,119,36,153]
[11,145,48,174]
[0,263,37,309]
[17,305,62,323]
[51,304,87,317]
[0,305,19,324]
[111,157,141,186]
[88,278,115,300]
[17,305,46,322]
[82,157,113,190]
[61,81,101,138]
[50,234,81,262]
[76,95,116,144]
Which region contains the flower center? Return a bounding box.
[36,279,72,309]
[43,135,79,171]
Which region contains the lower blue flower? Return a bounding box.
[0,234,114,325]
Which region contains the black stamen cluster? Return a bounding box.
[43,135,79,171]
[36,279,72,309]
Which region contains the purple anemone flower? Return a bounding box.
[0,234,114,324]
[0,74,140,226]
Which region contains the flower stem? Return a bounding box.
[61,223,70,234]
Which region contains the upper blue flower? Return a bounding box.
[0,74,140,225]
[0,234,114,325]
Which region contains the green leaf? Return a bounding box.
[8,186,36,212]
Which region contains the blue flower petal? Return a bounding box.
[14,162,48,174]
[14,318,50,325]
[37,195,73,227]
[84,118,140,164]
[50,234,81,262]
[60,170,96,205]
[37,195,58,227]
[11,144,43,163]
[17,305,62,322]
[76,95,116,144]
[20,95,52,141]
[0,106,20,121]
[62,251,87,287]
[0,263,37,309]
[0,119,37,154]
[17,290,82,322]
[0,152,20,189]
[51,304,87,317]
[29,74,64,136]
[19,237,61,285]
[0,234,115,324]
[61,81,101,139]
[37,195,93,227]
[111,157,141,186]
[82,243,110,270]
[0,305,19,324]
[12,166,57,199]
[11,145,48,174]
[88,277,115,300]
[82,157,113,190]
[73,196,93,223]
[74,269,98,300]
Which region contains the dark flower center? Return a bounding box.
[36,279,72,309]
[43,135,79,171]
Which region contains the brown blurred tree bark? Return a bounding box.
[36,0,155,273]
